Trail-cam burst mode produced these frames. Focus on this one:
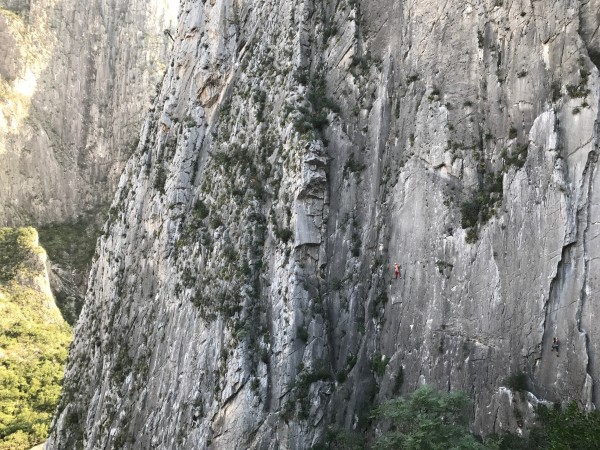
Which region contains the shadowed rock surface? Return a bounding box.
[48,0,600,448]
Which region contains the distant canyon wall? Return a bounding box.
[0,0,178,322]
[0,0,177,226]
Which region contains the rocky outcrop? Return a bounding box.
[48,0,600,448]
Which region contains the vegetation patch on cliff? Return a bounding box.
[0,228,72,449]
[37,212,102,271]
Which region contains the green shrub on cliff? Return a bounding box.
[37,213,101,271]
[533,401,600,450]
[373,385,486,449]
[487,401,600,449]
[0,228,72,449]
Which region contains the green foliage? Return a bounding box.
[435,260,454,273]
[460,172,503,242]
[293,72,339,134]
[323,23,339,42]
[344,155,366,178]
[534,401,600,449]
[313,382,600,449]
[111,345,133,386]
[465,228,479,244]
[37,214,101,272]
[331,278,343,292]
[0,228,40,283]
[275,227,293,244]
[351,229,361,257]
[212,151,235,171]
[477,31,484,49]
[566,67,590,99]
[349,55,371,75]
[296,326,309,343]
[460,193,489,229]
[490,401,600,450]
[192,200,209,222]
[392,366,404,395]
[427,87,441,102]
[37,214,103,324]
[566,83,589,98]
[374,291,388,308]
[336,370,348,383]
[501,143,528,169]
[189,133,269,324]
[504,371,528,392]
[371,353,388,376]
[311,427,366,450]
[0,228,72,449]
[253,89,267,122]
[373,385,486,450]
[218,98,232,120]
[294,367,331,420]
[210,215,224,229]
[293,69,310,86]
[154,166,167,193]
[551,81,562,102]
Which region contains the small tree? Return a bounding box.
[535,401,600,449]
[373,385,486,450]
[491,401,600,449]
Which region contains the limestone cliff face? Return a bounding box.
[48,0,600,448]
[0,0,177,226]
[0,0,177,321]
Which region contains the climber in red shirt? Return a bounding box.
[394,262,401,279]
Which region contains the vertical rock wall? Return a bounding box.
[48,0,600,448]
[0,0,177,226]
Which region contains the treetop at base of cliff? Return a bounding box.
[0,227,72,450]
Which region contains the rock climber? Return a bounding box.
[394,262,401,279]
[551,336,559,355]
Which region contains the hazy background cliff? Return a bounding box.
[45,0,600,448]
[0,0,177,322]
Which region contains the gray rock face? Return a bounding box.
[48,0,600,448]
[0,0,177,321]
[0,0,177,226]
